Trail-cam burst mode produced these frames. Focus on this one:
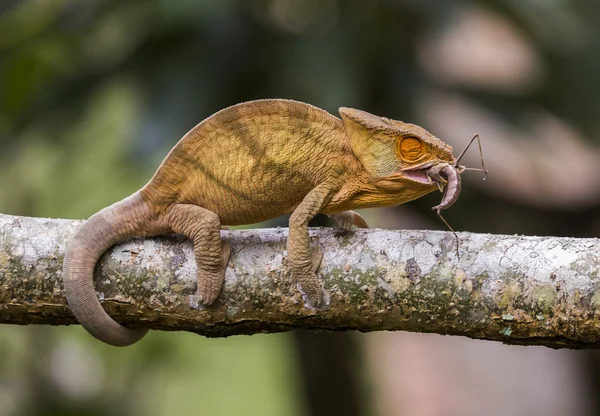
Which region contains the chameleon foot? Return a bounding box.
[196,240,231,305]
[330,210,369,229]
[294,247,330,309]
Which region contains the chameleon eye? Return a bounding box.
[398,137,424,161]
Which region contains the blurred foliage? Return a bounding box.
[0,325,303,416]
[2,0,600,415]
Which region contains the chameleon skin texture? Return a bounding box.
[62,99,455,346]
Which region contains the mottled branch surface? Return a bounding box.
[1,213,600,348]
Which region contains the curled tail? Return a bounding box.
[63,191,160,346]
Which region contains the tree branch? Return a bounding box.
[1,213,599,348]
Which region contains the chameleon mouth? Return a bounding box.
[403,169,431,184]
[402,162,435,185]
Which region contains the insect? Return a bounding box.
[426,134,488,256]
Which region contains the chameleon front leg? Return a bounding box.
[166,204,231,305]
[288,183,336,309]
[329,210,369,229]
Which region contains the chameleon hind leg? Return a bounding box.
[166,204,230,305]
[329,210,369,229]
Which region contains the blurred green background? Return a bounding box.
[2,0,600,415]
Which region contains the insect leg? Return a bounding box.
[435,209,459,258]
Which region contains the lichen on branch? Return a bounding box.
[1,213,600,348]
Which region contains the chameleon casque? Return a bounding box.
[63,99,459,347]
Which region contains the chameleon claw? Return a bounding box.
[297,282,330,310]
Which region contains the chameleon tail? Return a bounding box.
[62,192,159,346]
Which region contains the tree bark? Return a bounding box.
[1,213,599,348]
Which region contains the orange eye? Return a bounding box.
[398,137,424,161]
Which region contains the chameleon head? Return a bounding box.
[339,107,455,198]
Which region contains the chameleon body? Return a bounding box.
[62,99,455,346]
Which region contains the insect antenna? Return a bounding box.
[462,167,488,173]
[455,133,488,180]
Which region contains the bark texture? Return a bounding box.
[1,213,600,348]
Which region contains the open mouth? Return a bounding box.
[403,169,431,184]
[402,162,434,185]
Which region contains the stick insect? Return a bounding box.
[426,134,488,257]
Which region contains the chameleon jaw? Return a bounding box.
[401,162,436,185]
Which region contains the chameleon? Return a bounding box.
[62,99,458,347]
